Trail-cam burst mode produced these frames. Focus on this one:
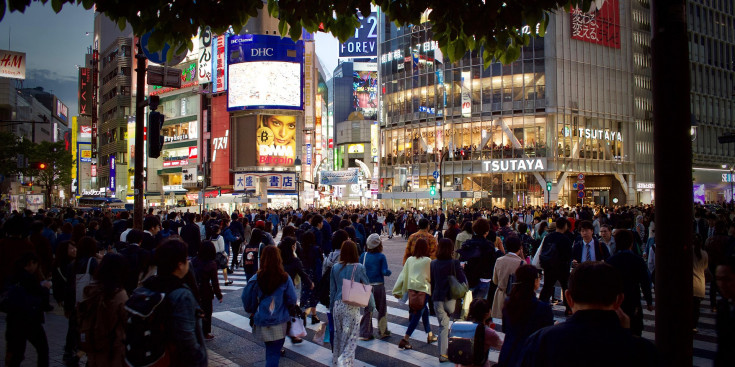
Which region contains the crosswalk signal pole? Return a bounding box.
[133,42,146,230]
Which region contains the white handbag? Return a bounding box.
[341,265,372,308]
[288,317,307,338]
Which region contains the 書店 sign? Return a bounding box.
[234,172,296,191]
[482,158,548,173]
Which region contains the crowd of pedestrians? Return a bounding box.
[0,203,734,367]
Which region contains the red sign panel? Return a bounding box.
[210,95,231,187]
[570,0,620,48]
[162,159,189,167]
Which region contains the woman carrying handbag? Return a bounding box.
[393,238,436,350]
[430,238,468,362]
[329,240,375,367]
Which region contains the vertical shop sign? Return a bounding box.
[461,71,471,117]
[198,26,212,84]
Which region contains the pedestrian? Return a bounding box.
[51,240,76,308]
[405,212,418,239]
[430,238,467,363]
[491,236,525,319]
[393,238,436,350]
[77,253,128,366]
[2,252,53,367]
[278,236,313,344]
[538,217,574,315]
[192,241,223,340]
[299,231,323,324]
[320,229,350,346]
[518,262,657,366]
[129,239,208,366]
[459,298,503,367]
[359,234,392,340]
[571,220,611,267]
[605,229,654,336]
[496,265,553,367]
[141,216,161,251]
[705,220,729,312]
[403,218,438,264]
[715,255,735,367]
[692,234,708,333]
[330,240,374,366]
[599,224,616,255]
[443,219,460,244]
[209,224,233,286]
[458,218,500,301]
[455,221,474,254]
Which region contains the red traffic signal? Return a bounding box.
[21,182,33,187]
[30,162,48,170]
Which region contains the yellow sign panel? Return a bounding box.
[81,150,92,159]
[348,144,364,154]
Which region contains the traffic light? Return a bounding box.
[20,182,32,187]
[148,95,160,111]
[148,111,165,158]
[30,162,48,170]
[546,182,552,192]
[429,184,436,196]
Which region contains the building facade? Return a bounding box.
[687,0,735,203]
[378,1,643,209]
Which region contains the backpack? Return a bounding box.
[447,321,487,365]
[124,286,172,367]
[539,237,559,268]
[75,258,94,304]
[77,289,115,354]
[317,266,332,307]
[243,244,261,277]
[505,259,525,296]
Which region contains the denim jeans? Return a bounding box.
[264,338,285,367]
[387,223,394,236]
[433,299,456,357]
[406,297,431,336]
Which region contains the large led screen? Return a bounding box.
[227,34,304,111]
[352,63,378,120]
[255,114,297,167]
[229,62,301,109]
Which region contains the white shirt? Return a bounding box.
[581,239,596,262]
[212,235,225,253]
[120,228,133,242]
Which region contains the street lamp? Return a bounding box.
[294,157,302,210]
[198,175,204,212]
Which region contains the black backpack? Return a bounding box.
[447,321,487,365]
[539,236,559,268]
[124,286,172,367]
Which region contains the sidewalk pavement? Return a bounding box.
[0,301,238,367]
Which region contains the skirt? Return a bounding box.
[253,322,288,342]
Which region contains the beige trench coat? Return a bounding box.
[491,252,525,319]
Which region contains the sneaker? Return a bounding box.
[205,334,215,340]
[291,337,303,344]
[359,335,375,341]
[311,315,321,324]
[439,355,450,363]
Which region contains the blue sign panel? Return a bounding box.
[109,154,116,192]
[339,12,378,58]
[227,35,304,111]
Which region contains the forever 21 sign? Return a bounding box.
[339,12,378,58]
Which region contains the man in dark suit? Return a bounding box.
[437,208,446,232]
[180,213,202,257]
[539,217,574,315]
[605,229,653,336]
[519,262,657,367]
[572,220,611,266]
[715,255,735,367]
[141,216,162,251]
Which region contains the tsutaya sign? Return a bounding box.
[576,128,623,142]
[482,158,547,173]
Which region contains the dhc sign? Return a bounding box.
[482,158,548,173]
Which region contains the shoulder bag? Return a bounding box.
[447,260,469,300]
[341,264,372,307]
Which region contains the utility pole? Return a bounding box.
[651,1,693,366]
[133,43,146,230]
[438,150,448,211]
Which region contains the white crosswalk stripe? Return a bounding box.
[214,274,718,367]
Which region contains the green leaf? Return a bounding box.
[117,17,127,31]
[289,21,301,40]
[279,18,289,37]
[81,0,94,10]
[51,0,62,13]
[538,14,548,38]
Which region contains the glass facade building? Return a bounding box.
[378,2,643,209]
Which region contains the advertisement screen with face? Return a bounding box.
[352,64,378,120]
[256,115,296,167]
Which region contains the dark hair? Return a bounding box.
[95,253,128,298]
[472,218,491,236]
[436,238,454,260]
[412,238,430,258]
[467,298,491,324]
[613,229,634,250]
[505,235,522,253]
[154,239,188,275]
[282,225,296,239]
[77,236,98,259]
[198,241,216,262]
[332,229,350,251]
[600,224,612,232]
[448,219,456,227]
[72,223,87,243]
[568,262,623,307]
[503,265,541,324]
[517,222,528,234]
[53,240,76,269]
[577,220,594,231]
[311,215,323,227]
[462,221,473,234]
[715,220,727,235]
[498,216,509,227]
[249,228,264,248]
[538,221,548,235]
[15,252,39,272]
[418,218,430,229]
[555,217,569,231]
[143,216,161,231]
[278,236,298,263]
[257,245,289,295]
[339,240,359,264]
[126,229,144,244]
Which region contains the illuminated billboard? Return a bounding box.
[352,63,378,120]
[227,34,304,111]
[570,0,620,48]
[256,114,296,167]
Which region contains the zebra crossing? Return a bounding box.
[212,272,718,367]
